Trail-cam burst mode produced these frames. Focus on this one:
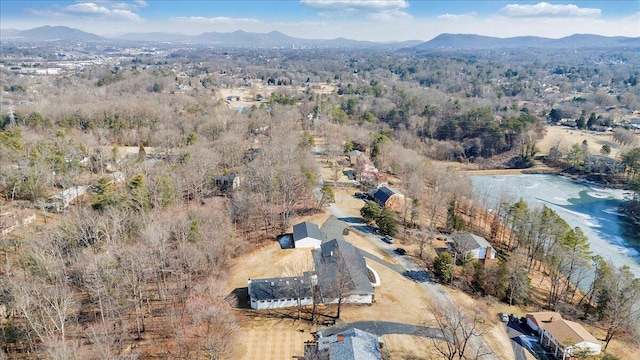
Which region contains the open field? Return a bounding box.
[226,209,437,359]
[216,82,337,111]
[536,125,631,158]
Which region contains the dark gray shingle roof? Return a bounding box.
[313,239,373,299]
[248,275,313,301]
[293,221,323,242]
[452,233,490,251]
[373,186,398,206]
[317,328,382,360]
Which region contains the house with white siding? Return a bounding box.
[293,221,323,248]
[247,239,374,310]
[452,233,496,262]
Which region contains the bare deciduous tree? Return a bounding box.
[428,302,493,360]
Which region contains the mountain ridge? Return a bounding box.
[417,33,640,50]
[2,26,638,50]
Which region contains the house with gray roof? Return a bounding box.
[452,233,496,262]
[46,186,89,213]
[248,274,315,310]
[313,239,374,305]
[247,238,375,310]
[372,186,405,212]
[305,328,383,360]
[293,221,323,248]
[347,150,365,166]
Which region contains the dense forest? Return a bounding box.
[1,40,640,359]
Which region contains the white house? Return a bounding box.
[248,275,314,310]
[313,239,374,305]
[247,239,375,310]
[293,222,323,249]
[46,186,89,212]
[452,233,496,262]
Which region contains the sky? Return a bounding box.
[1,1,639,41]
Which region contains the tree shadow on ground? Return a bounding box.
[227,287,250,309]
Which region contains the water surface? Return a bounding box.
[471,174,640,277]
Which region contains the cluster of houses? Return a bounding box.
[347,150,387,187]
[248,221,376,310]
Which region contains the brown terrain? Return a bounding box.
[222,132,640,359]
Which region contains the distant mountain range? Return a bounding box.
[3,25,104,42]
[418,33,640,50]
[1,26,638,50]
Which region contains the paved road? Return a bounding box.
[507,320,552,360]
[322,321,448,342]
[505,321,528,360]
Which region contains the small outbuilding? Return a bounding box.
[293,221,323,249]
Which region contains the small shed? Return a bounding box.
[293,221,323,249]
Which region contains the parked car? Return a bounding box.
[394,247,406,255]
[381,235,394,244]
[354,192,364,198]
[500,312,509,323]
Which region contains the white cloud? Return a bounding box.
[65,3,141,20]
[499,2,601,18]
[300,0,410,19]
[437,12,477,21]
[27,2,142,21]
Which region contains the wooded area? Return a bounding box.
[1,39,640,359]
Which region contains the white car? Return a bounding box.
[382,235,394,244]
[500,313,509,322]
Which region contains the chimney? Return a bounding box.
[550,316,557,322]
[485,246,493,260]
[337,334,344,342]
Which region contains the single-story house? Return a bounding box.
[248,274,315,310]
[372,187,405,212]
[451,233,496,262]
[526,311,562,334]
[313,239,374,305]
[526,312,601,359]
[304,328,383,360]
[539,318,602,359]
[46,186,89,212]
[293,221,323,249]
[212,174,240,191]
[247,237,375,311]
[347,150,365,166]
